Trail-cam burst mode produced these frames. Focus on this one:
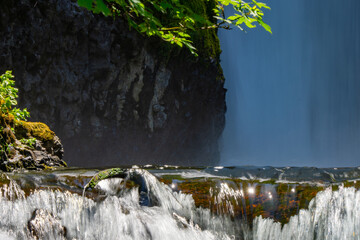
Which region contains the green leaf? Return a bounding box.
[253,0,271,9]
[76,0,272,56]
[94,0,111,16]
[77,0,94,11]
[228,15,240,21]
[244,18,256,28]
[258,19,272,33]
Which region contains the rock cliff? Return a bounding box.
[0,0,226,166]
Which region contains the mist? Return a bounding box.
[220,0,360,167]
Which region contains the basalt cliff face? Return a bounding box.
[0,0,226,166]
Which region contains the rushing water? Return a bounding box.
[253,187,360,240]
[219,0,360,167]
[0,166,359,239]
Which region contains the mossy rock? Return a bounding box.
[183,0,221,58]
[85,168,127,190]
[157,175,360,226]
[0,114,66,171]
[15,121,55,142]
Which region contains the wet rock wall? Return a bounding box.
[0,0,226,166]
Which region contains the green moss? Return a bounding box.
[159,176,348,226]
[15,121,55,142]
[85,168,126,190]
[343,180,360,189]
[177,179,215,209]
[332,184,339,191]
[182,0,221,59]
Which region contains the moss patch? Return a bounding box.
[157,174,360,226]
[0,113,66,171]
[183,0,221,59]
[15,121,55,142]
[85,168,127,190]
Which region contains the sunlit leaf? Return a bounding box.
[258,19,272,33]
[76,0,271,56]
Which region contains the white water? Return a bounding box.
[253,187,360,240]
[0,170,232,240]
[0,170,359,239]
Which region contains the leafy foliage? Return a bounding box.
[19,137,36,148]
[0,71,29,121]
[77,0,271,56]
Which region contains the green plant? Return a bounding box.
[5,143,13,153]
[77,0,271,56]
[20,138,37,148]
[0,71,30,121]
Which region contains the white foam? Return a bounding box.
[0,170,233,240]
[253,187,360,240]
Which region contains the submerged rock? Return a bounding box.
[85,168,157,206]
[84,168,127,191]
[28,209,67,240]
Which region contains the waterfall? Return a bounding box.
[0,170,234,240]
[219,0,360,167]
[253,187,360,240]
[0,169,359,239]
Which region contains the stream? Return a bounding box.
[0,166,359,239]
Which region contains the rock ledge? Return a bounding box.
[0,114,66,172]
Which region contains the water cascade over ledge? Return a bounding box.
[0,166,359,239]
[220,0,360,167]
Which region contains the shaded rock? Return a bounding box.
[0,0,226,166]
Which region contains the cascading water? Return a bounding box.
[0,167,359,239]
[0,169,235,240]
[253,187,360,240]
[1,1,359,239]
[219,0,360,167]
